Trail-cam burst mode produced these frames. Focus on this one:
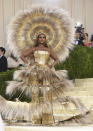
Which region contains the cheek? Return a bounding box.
[39,38,42,41]
[38,38,41,42]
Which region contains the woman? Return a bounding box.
[83,33,92,47]
[0,33,88,125]
[21,33,59,68]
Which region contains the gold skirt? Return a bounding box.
[0,64,93,125]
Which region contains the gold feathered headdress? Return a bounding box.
[7,6,74,61]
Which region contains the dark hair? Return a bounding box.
[76,31,80,34]
[85,33,88,37]
[0,47,6,54]
[90,35,93,42]
[35,33,48,47]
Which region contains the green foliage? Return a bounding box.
[55,45,93,79]
[0,69,15,99]
[0,69,31,102]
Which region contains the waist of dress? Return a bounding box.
[35,59,48,65]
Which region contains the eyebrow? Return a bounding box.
[39,36,46,38]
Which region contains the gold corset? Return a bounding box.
[34,50,50,65]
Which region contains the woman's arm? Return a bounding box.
[49,49,59,68]
[20,48,34,64]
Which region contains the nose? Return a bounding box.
[41,37,44,40]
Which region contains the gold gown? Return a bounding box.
[0,50,93,125]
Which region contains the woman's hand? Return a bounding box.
[47,64,53,68]
[29,62,38,67]
[29,63,35,67]
[20,56,28,64]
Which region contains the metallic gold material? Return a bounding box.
[34,51,50,65]
[42,113,54,125]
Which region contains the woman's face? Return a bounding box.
[84,33,88,39]
[37,34,46,45]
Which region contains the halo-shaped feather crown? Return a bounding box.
[7,6,74,61]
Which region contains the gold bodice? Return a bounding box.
[34,50,50,65]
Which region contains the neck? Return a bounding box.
[0,54,3,56]
[38,44,45,47]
